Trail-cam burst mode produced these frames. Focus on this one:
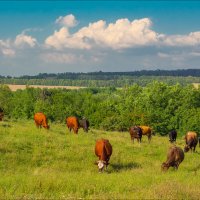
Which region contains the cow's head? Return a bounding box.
[74,127,79,134]
[44,124,50,129]
[161,162,169,171]
[184,145,190,152]
[95,160,107,172]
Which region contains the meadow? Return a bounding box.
[0,120,200,199]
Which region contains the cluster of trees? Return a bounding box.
[1,76,200,88]
[1,69,200,88]
[0,82,200,135]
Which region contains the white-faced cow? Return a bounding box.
[95,139,112,172]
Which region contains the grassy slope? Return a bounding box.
[0,121,200,199]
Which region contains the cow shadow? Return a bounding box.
[110,162,142,172]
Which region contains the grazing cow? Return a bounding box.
[0,108,4,121]
[169,130,177,143]
[34,112,49,129]
[95,139,112,172]
[139,126,154,142]
[66,116,79,134]
[161,146,184,171]
[79,118,89,133]
[129,126,142,143]
[184,131,198,152]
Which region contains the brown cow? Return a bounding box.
[139,125,154,142]
[66,116,79,134]
[34,112,49,129]
[161,146,184,171]
[184,131,198,152]
[95,139,112,172]
[129,126,142,143]
[0,108,4,121]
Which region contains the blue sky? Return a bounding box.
[0,1,200,76]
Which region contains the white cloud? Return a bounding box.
[157,52,170,58]
[189,52,200,57]
[46,16,200,51]
[45,18,160,50]
[45,27,91,50]
[14,33,37,48]
[41,52,83,64]
[55,14,78,27]
[162,32,200,47]
[0,40,15,57]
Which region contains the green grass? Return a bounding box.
[0,120,200,199]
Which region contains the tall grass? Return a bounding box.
[0,120,200,199]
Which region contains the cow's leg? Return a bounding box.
[148,134,152,143]
[174,163,179,170]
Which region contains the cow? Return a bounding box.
[184,131,198,152]
[0,108,4,121]
[95,139,112,172]
[161,146,184,171]
[66,116,79,134]
[139,126,154,142]
[34,112,49,129]
[129,126,142,143]
[169,129,177,143]
[79,118,89,133]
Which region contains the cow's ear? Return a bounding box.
[94,161,98,165]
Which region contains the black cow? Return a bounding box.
[169,130,177,143]
[79,118,89,132]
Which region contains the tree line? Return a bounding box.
[0,82,200,136]
[0,76,200,88]
[0,69,200,88]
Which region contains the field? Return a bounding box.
[0,121,200,199]
[193,83,200,89]
[5,84,86,91]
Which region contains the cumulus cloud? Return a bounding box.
[0,31,37,57]
[14,33,37,48]
[0,40,15,57]
[162,32,200,47]
[55,14,78,27]
[45,18,160,50]
[46,16,200,51]
[45,27,91,50]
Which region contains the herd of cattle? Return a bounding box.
[0,110,200,172]
[33,112,200,172]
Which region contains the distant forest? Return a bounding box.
[0,69,200,87]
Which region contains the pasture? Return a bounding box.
[0,121,200,199]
